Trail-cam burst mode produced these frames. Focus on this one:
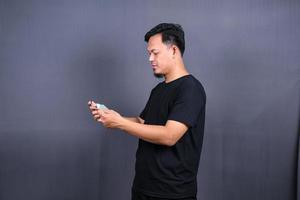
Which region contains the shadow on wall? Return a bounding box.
[70,40,138,199]
[200,41,300,200]
[297,89,300,200]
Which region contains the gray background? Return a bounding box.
[0,0,299,200]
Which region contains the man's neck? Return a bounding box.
[164,67,190,83]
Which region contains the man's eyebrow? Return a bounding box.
[147,49,159,53]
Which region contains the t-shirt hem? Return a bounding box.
[167,117,193,128]
[132,187,196,199]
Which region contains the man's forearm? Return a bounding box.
[124,117,143,124]
[124,117,145,124]
[118,118,172,146]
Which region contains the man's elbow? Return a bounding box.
[162,121,187,147]
[164,140,177,147]
[162,134,178,147]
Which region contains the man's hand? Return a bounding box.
[88,100,104,121]
[88,100,124,129]
[97,109,125,129]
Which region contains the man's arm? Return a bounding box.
[124,117,144,124]
[88,103,187,146]
[98,110,187,146]
[119,118,187,147]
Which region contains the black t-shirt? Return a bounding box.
[132,74,206,199]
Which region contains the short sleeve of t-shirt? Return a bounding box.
[167,82,205,127]
[139,89,154,120]
[140,104,148,120]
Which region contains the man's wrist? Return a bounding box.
[118,117,129,131]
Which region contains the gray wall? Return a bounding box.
[0,0,299,200]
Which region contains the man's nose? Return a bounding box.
[149,54,154,62]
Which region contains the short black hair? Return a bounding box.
[144,23,185,56]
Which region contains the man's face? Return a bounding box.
[147,34,174,78]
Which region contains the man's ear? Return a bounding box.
[172,45,177,56]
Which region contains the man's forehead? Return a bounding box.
[147,46,159,52]
[147,41,163,52]
[147,42,169,52]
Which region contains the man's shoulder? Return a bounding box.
[151,81,165,91]
[150,75,205,95]
[181,75,205,92]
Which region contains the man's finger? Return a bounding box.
[92,110,99,115]
[88,100,97,106]
[103,109,112,114]
[92,113,100,118]
[88,100,95,106]
[93,114,100,118]
[90,105,98,110]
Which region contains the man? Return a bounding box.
[88,23,206,200]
